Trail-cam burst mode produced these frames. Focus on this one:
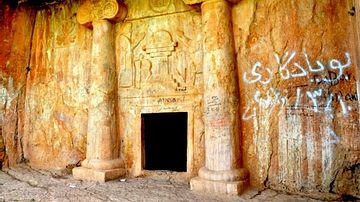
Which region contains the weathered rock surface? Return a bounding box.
[234,0,360,198]
[24,0,91,169]
[0,2,35,168]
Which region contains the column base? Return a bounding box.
[72,166,126,182]
[190,176,249,195]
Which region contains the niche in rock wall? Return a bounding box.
[141,112,188,172]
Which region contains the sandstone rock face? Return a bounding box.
[0,0,359,199]
[23,0,92,169]
[233,0,360,198]
[0,3,35,167]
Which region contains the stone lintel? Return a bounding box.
[182,0,241,6]
[73,167,126,182]
[190,176,249,195]
[77,0,127,28]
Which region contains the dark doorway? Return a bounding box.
[142,112,187,172]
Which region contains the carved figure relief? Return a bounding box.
[118,35,133,87]
[173,52,188,86]
[56,19,77,47]
[174,14,203,86]
[117,22,149,89]
[190,15,203,86]
[55,8,77,48]
[134,54,152,87]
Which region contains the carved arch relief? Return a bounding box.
[149,0,173,12]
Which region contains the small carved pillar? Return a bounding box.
[72,0,127,182]
[188,0,249,194]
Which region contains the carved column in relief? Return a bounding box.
[185,0,249,194]
[73,0,127,182]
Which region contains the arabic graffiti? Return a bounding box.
[242,51,357,120]
[243,52,352,85]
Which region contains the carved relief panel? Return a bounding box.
[116,4,203,98]
[124,0,190,19]
[53,4,79,48]
[116,0,204,177]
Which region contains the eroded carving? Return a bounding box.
[56,18,77,47]
[117,22,148,89]
[174,15,203,86]
[149,0,172,12]
[143,30,177,58]
[140,30,177,84]
[118,35,133,87]
[135,54,152,86]
[77,0,127,28]
[117,10,203,97]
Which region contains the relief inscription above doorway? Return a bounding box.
[117,1,204,177]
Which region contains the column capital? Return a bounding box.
[182,0,240,5]
[77,0,127,29]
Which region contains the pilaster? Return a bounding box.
[188,0,249,194]
[72,0,127,182]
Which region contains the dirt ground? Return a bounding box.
[0,164,328,202]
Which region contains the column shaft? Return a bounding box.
[87,20,117,161]
[202,0,240,172]
[190,0,248,194]
[73,20,125,181]
[73,0,127,182]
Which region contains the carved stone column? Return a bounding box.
[72,0,127,182]
[187,0,249,194]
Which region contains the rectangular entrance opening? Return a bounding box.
[141,112,188,172]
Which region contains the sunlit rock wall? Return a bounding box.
[24,0,92,169]
[233,0,360,198]
[0,3,35,167]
